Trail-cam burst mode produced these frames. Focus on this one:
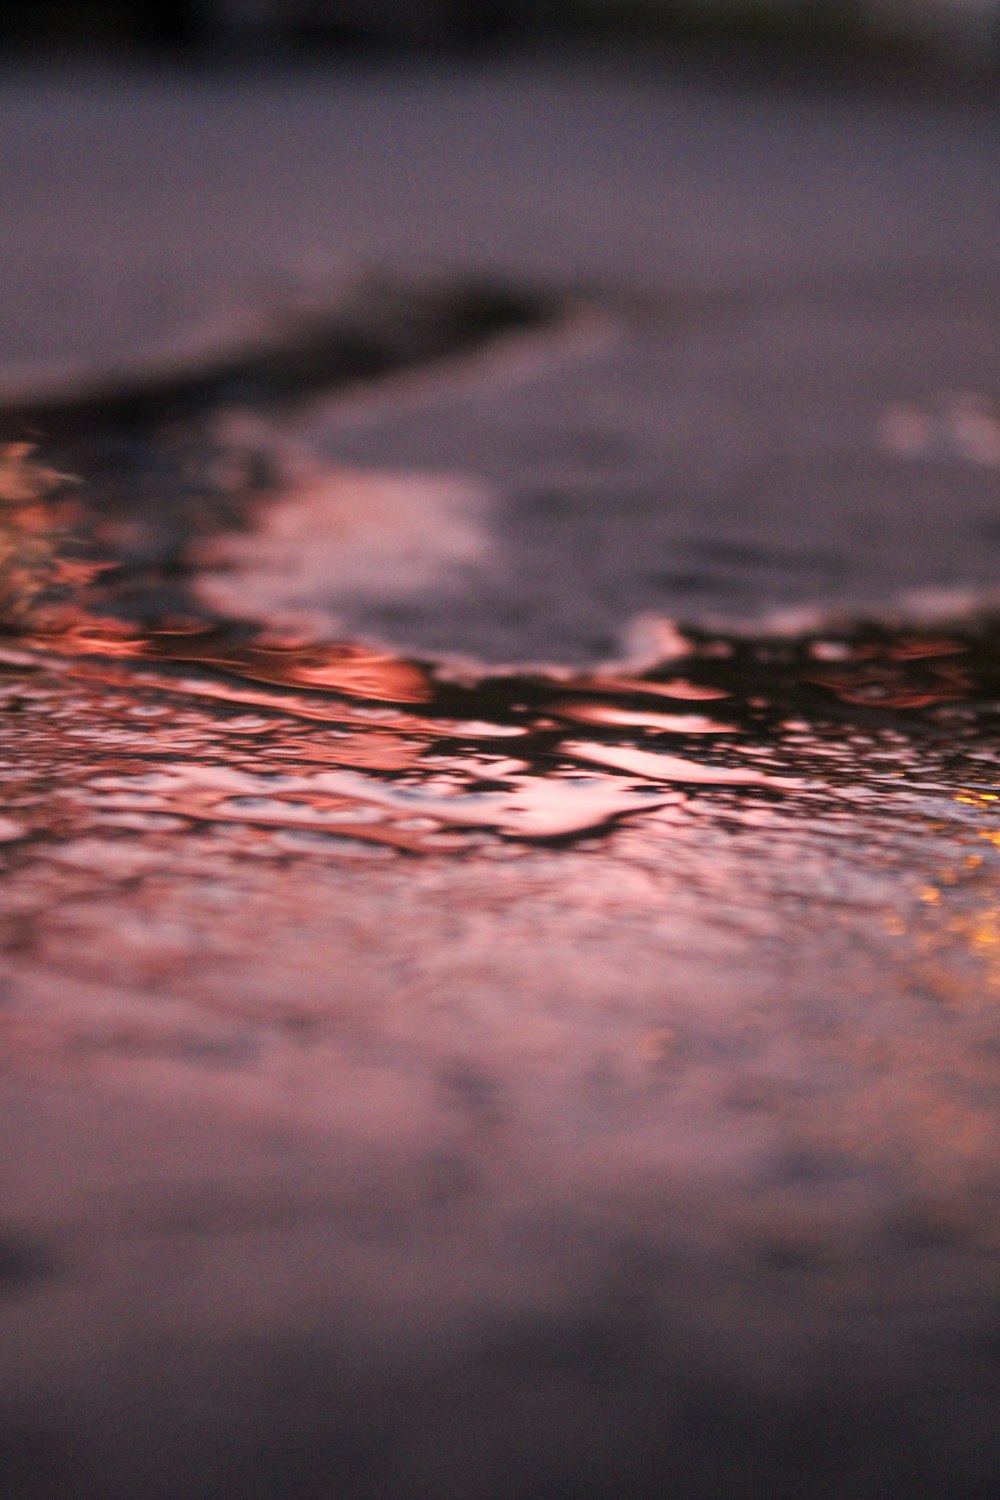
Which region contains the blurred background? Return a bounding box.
[1,0,997,642]
[1,0,998,63]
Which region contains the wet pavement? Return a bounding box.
[2,47,1000,1500]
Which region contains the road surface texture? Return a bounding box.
[2,45,1000,1500]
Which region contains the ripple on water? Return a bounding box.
[3,437,1000,899]
[2,605,999,858]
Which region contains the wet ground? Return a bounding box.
[5,364,1000,1495]
[2,46,1000,1500]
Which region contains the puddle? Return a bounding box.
[4,434,1000,1120]
[192,439,495,628]
[3,438,1000,867]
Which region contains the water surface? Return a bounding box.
[4,423,1000,1499]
